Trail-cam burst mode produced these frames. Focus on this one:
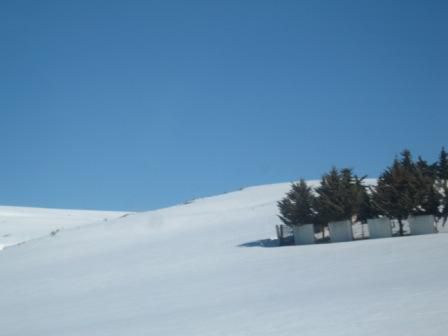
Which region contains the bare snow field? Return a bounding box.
[0,206,130,250]
[1,182,447,335]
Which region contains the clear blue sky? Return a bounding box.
[1,0,447,211]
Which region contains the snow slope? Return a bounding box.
[0,182,447,336]
[0,206,129,250]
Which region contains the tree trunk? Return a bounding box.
[398,218,404,236]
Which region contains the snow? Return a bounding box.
[0,206,129,249]
[0,181,447,336]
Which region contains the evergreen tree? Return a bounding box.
[440,185,448,225]
[315,167,365,223]
[413,157,440,217]
[357,181,380,223]
[278,179,316,227]
[416,156,437,180]
[436,147,448,224]
[373,149,440,235]
[373,153,415,235]
[437,147,448,182]
[277,196,295,227]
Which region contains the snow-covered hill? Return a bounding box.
[0,182,447,336]
[0,206,129,250]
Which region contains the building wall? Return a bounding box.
[408,215,435,235]
[329,220,353,242]
[293,224,315,245]
[368,218,392,238]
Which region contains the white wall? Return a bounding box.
[408,215,435,235]
[293,224,315,245]
[368,218,392,239]
[328,220,353,242]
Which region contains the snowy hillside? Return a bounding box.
[1,182,447,336]
[0,206,129,250]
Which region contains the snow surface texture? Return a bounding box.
[1,181,448,336]
[0,206,129,250]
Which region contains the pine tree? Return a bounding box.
[315,167,365,223]
[373,152,416,235]
[416,156,437,180]
[437,147,448,182]
[401,149,414,170]
[413,157,440,217]
[436,147,448,224]
[277,196,295,227]
[373,149,440,235]
[441,185,448,225]
[357,181,380,223]
[278,179,316,227]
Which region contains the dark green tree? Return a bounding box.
[416,156,437,180]
[314,167,365,223]
[373,150,440,235]
[413,157,440,217]
[440,185,448,225]
[278,179,316,227]
[373,153,415,236]
[437,147,448,181]
[357,181,380,223]
[436,147,448,224]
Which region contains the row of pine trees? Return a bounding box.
[278,148,448,236]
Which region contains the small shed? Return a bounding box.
[292,224,315,245]
[368,217,392,239]
[328,220,353,242]
[408,215,435,235]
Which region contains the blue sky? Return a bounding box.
[1,0,447,211]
